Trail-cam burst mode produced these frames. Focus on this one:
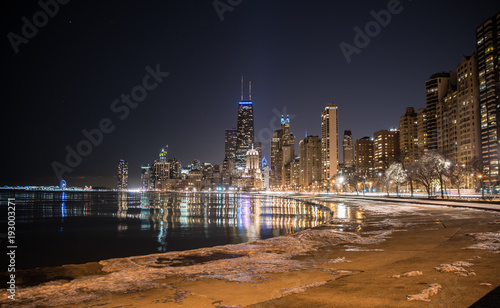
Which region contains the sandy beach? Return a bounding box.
[2,195,499,307]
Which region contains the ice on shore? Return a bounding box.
[406,283,442,302]
[0,226,392,307]
[328,257,351,263]
[434,261,476,277]
[464,232,500,253]
[391,271,423,278]
[280,281,328,296]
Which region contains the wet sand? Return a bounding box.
[2,196,499,307]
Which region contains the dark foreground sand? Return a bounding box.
[2,196,499,307]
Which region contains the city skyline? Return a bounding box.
[2,1,500,188]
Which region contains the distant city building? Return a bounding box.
[235,101,254,170]
[224,129,237,159]
[477,13,500,189]
[299,135,322,187]
[262,157,270,189]
[290,157,301,189]
[342,130,354,167]
[399,107,419,166]
[141,164,152,191]
[168,158,182,179]
[425,72,457,151]
[321,103,339,181]
[243,145,262,190]
[270,115,295,187]
[152,160,170,190]
[355,137,374,178]
[374,129,400,171]
[159,145,168,161]
[117,159,128,190]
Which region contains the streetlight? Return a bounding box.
[478,174,484,199]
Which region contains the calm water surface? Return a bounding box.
[1,191,331,270]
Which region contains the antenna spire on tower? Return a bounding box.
[249,81,252,100]
[241,75,244,101]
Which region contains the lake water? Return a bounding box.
[1,191,331,270]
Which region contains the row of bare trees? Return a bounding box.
[340,152,483,199]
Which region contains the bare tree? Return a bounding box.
[447,163,466,198]
[405,163,418,197]
[413,155,437,198]
[385,162,407,197]
[427,151,449,198]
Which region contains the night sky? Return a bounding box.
[2,0,499,188]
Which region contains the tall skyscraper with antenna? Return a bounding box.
[235,76,255,170]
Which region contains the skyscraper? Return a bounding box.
[436,54,480,167]
[235,102,254,169]
[399,107,418,166]
[425,72,457,151]
[355,137,374,179]
[299,135,322,187]
[141,164,152,191]
[342,130,354,167]
[477,13,500,189]
[224,129,237,160]
[321,103,339,181]
[373,129,400,171]
[270,115,295,187]
[117,159,128,190]
[417,108,428,157]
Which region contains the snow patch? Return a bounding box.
[434,261,475,277]
[406,283,442,302]
[391,271,423,278]
[465,232,500,253]
[328,257,351,263]
[343,245,383,252]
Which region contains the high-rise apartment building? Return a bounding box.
[417,108,428,157]
[437,54,480,166]
[399,107,419,166]
[117,159,128,190]
[425,72,457,151]
[343,130,354,167]
[477,13,500,188]
[321,103,339,180]
[355,137,374,178]
[299,135,322,187]
[373,129,400,171]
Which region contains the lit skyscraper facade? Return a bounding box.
[321,103,339,180]
[342,130,354,167]
[355,137,374,179]
[224,129,237,159]
[477,13,500,188]
[117,159,128,190]
[235,101,254,169]
[299,135,322,187]
[270,115,295,187]
[425,72,457,151]
[399,107,418,166]
[374,129,400,171]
